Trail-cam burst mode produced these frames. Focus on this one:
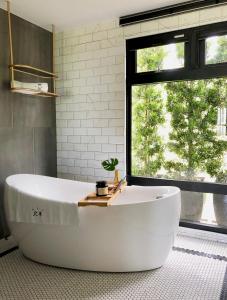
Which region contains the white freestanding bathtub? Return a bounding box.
[4,174,181,272]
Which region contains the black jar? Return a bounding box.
[96,180,108,196]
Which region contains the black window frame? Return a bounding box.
[126,21,227,234]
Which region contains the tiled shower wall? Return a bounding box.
[0,10,56,239]
[55,5,227,183]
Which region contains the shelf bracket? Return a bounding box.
[7,1,14,88]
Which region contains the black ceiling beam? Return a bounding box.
[119,0,227,26]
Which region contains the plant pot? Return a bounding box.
[213,194,227,227]
[181,191,204,222]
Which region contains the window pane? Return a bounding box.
[180,191,227,228]
[212,193,227,228]
[136,42,184,73]
[132,79,227,184]
[206,35,227,65]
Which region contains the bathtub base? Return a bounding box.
[24,255,165,272]
[10,221,175,272]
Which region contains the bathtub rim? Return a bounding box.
[5,173,181,207]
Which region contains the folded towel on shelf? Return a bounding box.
[11,80,48,93]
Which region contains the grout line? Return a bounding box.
[173,246,227,262]
[11,98,14,128]
[33,127,36,173]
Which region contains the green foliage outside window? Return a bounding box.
[132,85,165,176]
[206,35,227,64]
[165,79,227,180]
[132,38,227,182]
[132,46,166,176]
[137,46,167,72]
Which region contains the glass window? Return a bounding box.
[132,79,227,184]
[137,42,184,73]
[206,34,227,65]
[127,21,227,233]
[180,191,227,228]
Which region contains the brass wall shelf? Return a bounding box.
[10,64,58,79]
[7,1,58,98]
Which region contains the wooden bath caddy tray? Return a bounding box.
[78,180,127,207]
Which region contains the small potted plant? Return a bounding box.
[102,158,120,185]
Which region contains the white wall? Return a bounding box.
[55,5,227,183]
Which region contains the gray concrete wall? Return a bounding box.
[0,9,57,238]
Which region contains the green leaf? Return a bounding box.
[102,158,119,171]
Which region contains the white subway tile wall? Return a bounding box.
[55,6,227,182]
